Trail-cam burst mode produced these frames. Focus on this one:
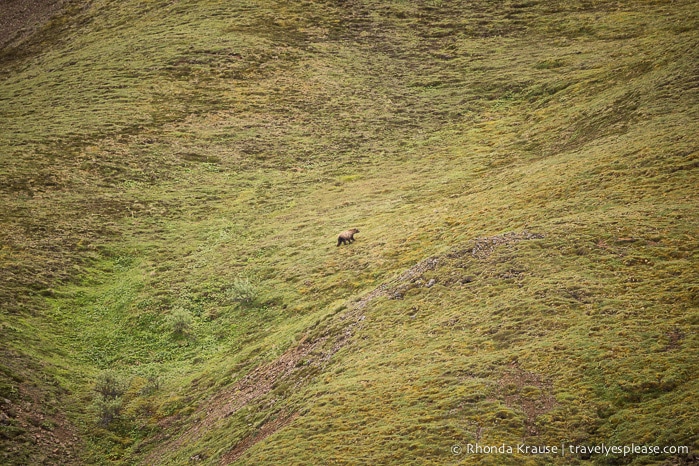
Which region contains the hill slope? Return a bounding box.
[1,0,697,464]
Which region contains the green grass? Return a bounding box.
[1,0,697,464]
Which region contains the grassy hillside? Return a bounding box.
[1,0,697,464]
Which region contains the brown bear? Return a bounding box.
[337,228,360,246]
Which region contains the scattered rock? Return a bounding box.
[472,231,544,259]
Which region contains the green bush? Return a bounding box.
[93,396,123,427]
[94,370,127,399]
[226,277,259,305]
[93,370,128,427]
[140,374,161,396]
[165,307,194,337]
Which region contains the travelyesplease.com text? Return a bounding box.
[451,442,690,457]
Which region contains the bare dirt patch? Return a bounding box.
[494,363,557,437]
[219,411,299,465]
[662,327,685,352]
[355,256,440,302]
[0,381,81,465]
[0,0,71,50]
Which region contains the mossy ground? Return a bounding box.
[1,0,697,464]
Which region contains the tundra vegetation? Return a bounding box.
[0,0,697,464]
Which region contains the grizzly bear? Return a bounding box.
[337,228,360,246]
